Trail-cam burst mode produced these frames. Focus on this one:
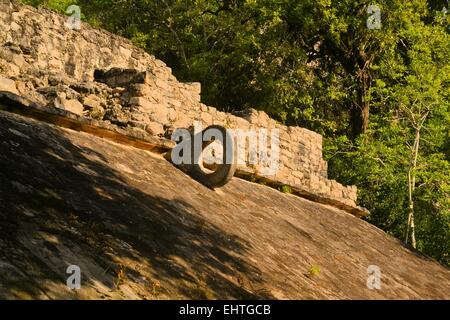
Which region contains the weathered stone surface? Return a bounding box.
[0,91,174,153]
[130,111,150,122]
[54,97,84,115]
[128,83,153,97]
[82,94,102,109]
[94,68,148,87]
[128,97,157,111]
[70,81,102,94]
[234,108,261,124]
[184,82,201,98]
[0,76,18,94]
[174,112,192,129]
[85,102,105,120]
[0,111,448,300]
[145,121,165,136]
[104,105,130,126]
[38,84,80,101]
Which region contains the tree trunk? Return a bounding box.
[351,79,370,138]
[405,127,420,249]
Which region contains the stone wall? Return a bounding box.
[0,0,363,213]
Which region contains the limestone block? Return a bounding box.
[276,165,292,179]
[280,154,290,165]
[0,47,27,70]
[167,108,177,122]
[69,81,101,95]
[14,80,27,94]
[153,65,172,81]
[131,112,150,122]
[82,94,102,109]
[0,58,20,77]
[232,116,250,130]
[201,112,213,126]
[86,104,105,120]
[213,111,226,123]
[173,113,192,129]
[127,126,148,139]
[145,121,165,136]
[309,174,321,191]
[257,111,270,128]
[94,68,153,88]
[330,180,343,199]
[234,108,259,124]
[281,149,293,159]
[128,83,152,97]
[128,120,148,131]
[185,82,201,96]
[0,76,18,94]
[55,98,84,115]
[48,58,62,71]
[349,185,358,201]
[104,105,130,126]
[129,97,159,112]
[166,98,182,109]
[267,118,277,129]
[154,78,172,91]
[318,178,331,194]
[279,130,291,141]
[292,170,304,179]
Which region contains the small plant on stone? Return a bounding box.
[115,263,126,289]
[308,265,321,277]
[151,280,161,297]
[0,62,6,74]
[223,117,232,129]
[280,185,293,194]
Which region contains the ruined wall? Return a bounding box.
[0,0,360,210]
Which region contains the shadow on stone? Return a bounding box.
[0,111,270,299]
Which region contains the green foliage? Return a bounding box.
[308,265,321,277]
[22,0,79,13]
[280,185,293,194]
[21,0,450,265]
[325,8,449,265]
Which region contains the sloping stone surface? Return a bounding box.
[0,110,448,299]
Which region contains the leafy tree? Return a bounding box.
[326,11,449,263]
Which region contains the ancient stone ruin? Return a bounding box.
[2,0,450,301]
[0,0,367,216]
